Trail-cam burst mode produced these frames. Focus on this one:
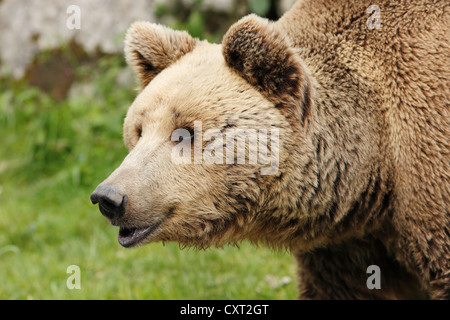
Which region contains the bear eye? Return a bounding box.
[174,126,195,144]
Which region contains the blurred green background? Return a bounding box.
[0,0,297,299]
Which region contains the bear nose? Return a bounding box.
[90,184,128,221]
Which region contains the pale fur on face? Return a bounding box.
[103,39,298,248]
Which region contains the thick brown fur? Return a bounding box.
[93,0,449,299]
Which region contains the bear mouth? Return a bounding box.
[118,224,160,248]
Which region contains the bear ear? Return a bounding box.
[125,21,198,89]
[222,14,312,125]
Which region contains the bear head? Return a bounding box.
[91,14,315,249]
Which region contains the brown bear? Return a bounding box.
[91,0,450,299]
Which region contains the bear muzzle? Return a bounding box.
[90,184,128,223]
[90,184,165,247]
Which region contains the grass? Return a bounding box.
[0,55,297,300]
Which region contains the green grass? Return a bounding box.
[0,56,297,300]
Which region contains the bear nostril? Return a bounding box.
[90,193,99,205]
[90,185,128,221]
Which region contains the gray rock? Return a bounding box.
[0,0,157,78]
